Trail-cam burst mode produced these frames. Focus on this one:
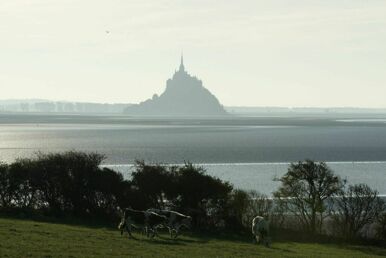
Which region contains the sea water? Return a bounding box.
[1,113,386,195]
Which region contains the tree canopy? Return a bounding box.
[273,160,343,234]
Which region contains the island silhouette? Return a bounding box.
[124,56,228,116]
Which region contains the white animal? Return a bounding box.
[251,216,270,247]
[147,209,192,238]
[118,208,167,238]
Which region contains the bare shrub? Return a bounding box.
[333,184,385,240]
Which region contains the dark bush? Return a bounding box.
[0,152,126,222]
[130,162,233,229]
[0,153,234,230]
[0,163,12,208]
[376,212,386,240]
[131,161,176,209]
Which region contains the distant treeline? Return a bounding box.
[3,100,386,114]
[226,106,386,114]
[0,101,131,113]
[0,152,385,242]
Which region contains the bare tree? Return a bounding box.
[376,212,386,240]
[333,183,385,239]
[273,160,343,234]
[243,191,273,228]
[226,189,273,229]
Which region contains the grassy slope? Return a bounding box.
[0,217,385,258]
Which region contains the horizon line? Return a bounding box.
[2,98,386,110]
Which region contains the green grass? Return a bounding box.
[0,217,385,258]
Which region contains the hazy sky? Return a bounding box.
[1,0,386,107]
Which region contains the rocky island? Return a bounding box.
[124,56,228,116]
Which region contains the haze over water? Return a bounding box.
[1,113,386,195]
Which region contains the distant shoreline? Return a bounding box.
[101,161,386,196]
[2,99,386,115]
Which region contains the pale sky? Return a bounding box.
[1,0,386,107]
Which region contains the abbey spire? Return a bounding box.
[179,54,185,72]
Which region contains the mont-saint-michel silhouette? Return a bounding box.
[124,56,228,116]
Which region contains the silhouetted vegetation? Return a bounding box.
[0,152,125,222]
[130,161,233,229]
[332,183,385,240]
[376,212,386,240]
[0,153,385,244]
[0,152,233,230]
[273,160,343,234]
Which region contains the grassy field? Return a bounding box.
[0,217,385,258]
